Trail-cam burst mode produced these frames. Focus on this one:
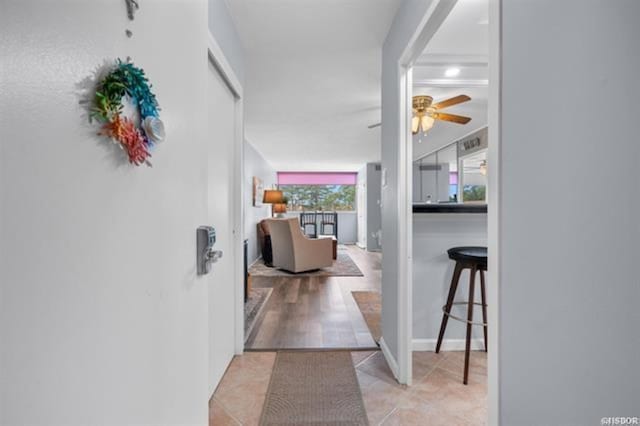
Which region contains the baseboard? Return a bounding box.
[412,338,486,352]
[379,337,400,381]
[248,256,262,268]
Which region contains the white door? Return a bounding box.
[206,58,236,394]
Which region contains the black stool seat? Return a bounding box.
[447,246,487,265]
[437,245,488,385]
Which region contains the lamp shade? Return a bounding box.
[273,203,287,214]
[262,189,283,204]
[421,115,435,132]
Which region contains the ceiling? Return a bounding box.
[228,0,402,171]
[412,0,489,160]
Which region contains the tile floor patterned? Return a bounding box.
[210,350,487,426]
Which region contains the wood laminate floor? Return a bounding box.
[245,245,381,350]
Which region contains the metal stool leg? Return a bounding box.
[480,269,488,352]
[464,266,477,385]
[436,262,463,353]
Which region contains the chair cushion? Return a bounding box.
[447,246,487,264]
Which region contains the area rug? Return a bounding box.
[244,288,273,341]
[259,351,369,426]
[249,251,364,277]
[352,291,381,343]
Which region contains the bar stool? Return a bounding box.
[435,246,488,385]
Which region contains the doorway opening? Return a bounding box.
[394,0,498,422]
[244,171,383,351]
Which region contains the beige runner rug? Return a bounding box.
[259,351,369,425]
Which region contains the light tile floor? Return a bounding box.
[210,350,487,426]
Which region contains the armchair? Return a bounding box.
[266,218,333,273]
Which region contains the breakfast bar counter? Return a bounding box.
[412,206,488,347]
[412,203,487,214]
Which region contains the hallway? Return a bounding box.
[246,246,381,350]
[210,350,487,425]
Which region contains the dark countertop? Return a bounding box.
[413,203,487,213]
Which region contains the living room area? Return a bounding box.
[243,147,383,350]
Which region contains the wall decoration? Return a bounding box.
[89,58,164,167]
[253,177,264,207]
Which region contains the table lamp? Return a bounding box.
[263,189,284,217]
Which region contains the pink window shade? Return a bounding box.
[449,172,458,185]
[278,172,357,185]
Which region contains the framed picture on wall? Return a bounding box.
[253,177,264,207]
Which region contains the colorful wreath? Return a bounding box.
[91,59,165,167]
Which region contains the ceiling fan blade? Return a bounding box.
[433,94,471,110]
[368,122,382,129]
[433,112,472,124]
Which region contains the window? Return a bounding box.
[277,172,357,211]
[463,184,486,202]
[280,184,356,211]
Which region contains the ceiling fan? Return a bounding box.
[412,94,471,134]
[367,94,472,132]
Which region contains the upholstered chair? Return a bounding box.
[266,218,333,273]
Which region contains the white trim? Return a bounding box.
[379,337,400,381]
[488,0,502,423]
[207,33,243,99]
[395,64,413,386]
[412,338,485,352]
[233,88,244,356]
[206,33,245,356]
[415,53,489,67]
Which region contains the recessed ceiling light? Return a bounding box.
[445,67,461,78]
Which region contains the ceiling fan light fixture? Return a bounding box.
[480,160,487,176]
[411,94,471,138]
[411,116,420,134]
[421,115,435,132]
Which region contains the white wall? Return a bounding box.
[244,141,276,263]
[496,0,640,423]
[337,212,358,244]
[0,1,242,424]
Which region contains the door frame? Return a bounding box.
[395,0,501,423]
[394,0,458,387]
[206,33,245,355]
[396,0,502,425]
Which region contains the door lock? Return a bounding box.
[197,226,223,275]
